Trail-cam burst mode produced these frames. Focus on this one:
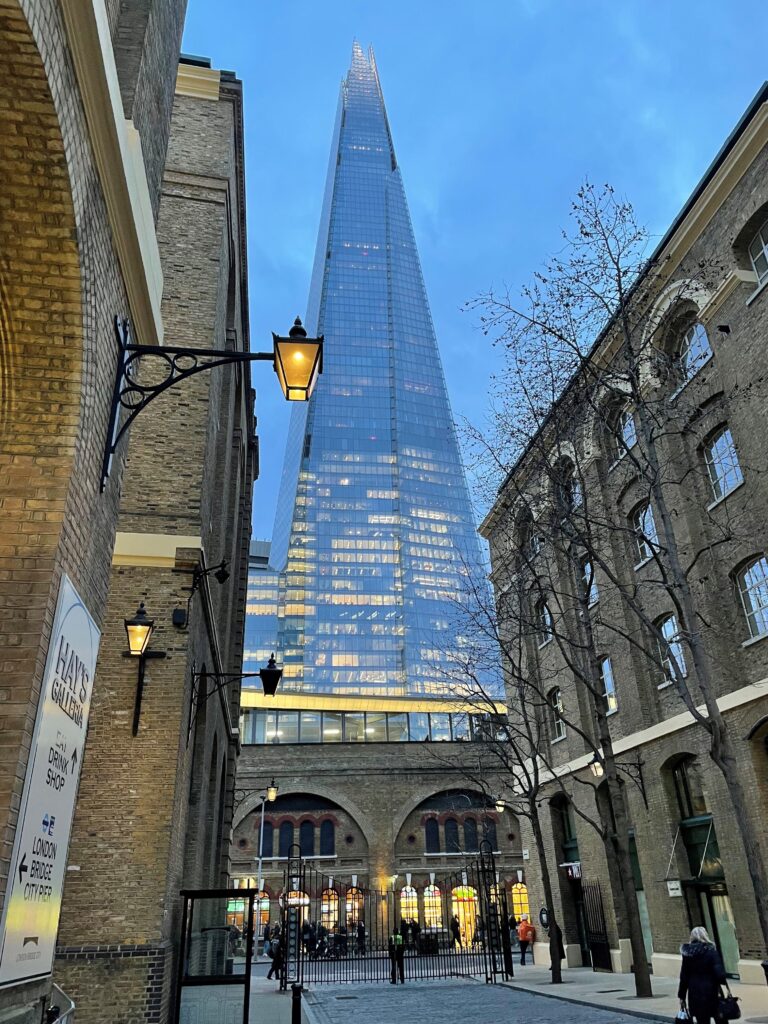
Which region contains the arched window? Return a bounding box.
[345,887,363,928]
[482,817,498,850]
[655,613,686,686]
[579,554,599,607]
[748,218,768,283]
[612,404,637,460]
[737,556,768,640]
[463,817,478,852]
[631,502,658,566]
[400,885,418,921]
[425,817,440,853]
[444,817,460,853]
[548,688,565,742]
[556,459,583,515]
[423,884,442,929]
[511,882,530,920]
[299,820,315,857]
[518,512,542,561]
[321,888,339,930]
[677,322,712,381]
[319,819,335,856]
[256,889,270,929]
[260,820,274,858]
[534,598,553,647]
[279,821,293,857]
[284,889,310,923]
[704,426,742,502]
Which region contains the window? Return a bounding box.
[535,599,553,647]
[557,463,583,514]
[321,888,339,930]
[678,322,712,381]
[261,820,274,858]
[400,885,418,920]
[425,818,440,853]
[299,820,314,857]
[482,817,498,850]
[704,427,742,502]
[511,882,530,920]
[424,884,442,929]
[430,713,451,741]
[656,614,686,686]
[549,688,566,742]
[580,555,598,606]
[445,817,460,853]
[748,218,768,283]
[319,819,335,856]
[599,656,618,714]
[464,817,479,852]
[631,502,658,565]
[614,405,637,460]
[279,821,294,857]
[737,557,768,640]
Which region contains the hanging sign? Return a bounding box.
[0,575,100,987]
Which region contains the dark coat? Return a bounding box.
[677,942,726,1018]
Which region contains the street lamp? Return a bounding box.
[589,753,605,778]
[494,797,506,814]
[272,318,323,401]
[258,654,282,697]
[123,602,166,736]
[102,316,323,489]
[187,656,284,745]
[256,779,278,904]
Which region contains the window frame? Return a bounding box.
[655,613,687,688]
[703,426,743,504]
[613,404,637,462]
[737,556,768,642]
[548,687,566,743]
[599,656,618,714]
[748,218,768,284]
[535,598,553,648]
[676,322,713,384]
[631,501,658,567]
[579,554,599,607]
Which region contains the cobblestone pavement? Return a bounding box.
[304,979,650,1024]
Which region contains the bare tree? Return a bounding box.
[466,182,768,953]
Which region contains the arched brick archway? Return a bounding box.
[0,0,84,873]
[234,784,376,852]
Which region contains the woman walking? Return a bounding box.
[677,927,727,1024]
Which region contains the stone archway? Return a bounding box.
[234,783,376,849]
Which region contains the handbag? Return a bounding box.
[717,983,741,1021]
[675,1003,691,1023]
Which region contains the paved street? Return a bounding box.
[303,979,648,1024]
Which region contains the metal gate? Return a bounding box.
[583,879,612,972]
[279,842,512,986]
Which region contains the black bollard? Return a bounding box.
[292,982,302,1024]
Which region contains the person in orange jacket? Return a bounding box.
[517,914,536,965]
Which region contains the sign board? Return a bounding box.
[0,575,100,987]
[522,848,530,861]
[666,879,683,897]
[559,861,582,880]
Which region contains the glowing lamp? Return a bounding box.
[124,602,153,657]
[272,317,323,401]
[266,778,279,802]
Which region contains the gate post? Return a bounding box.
[282,844,304,991]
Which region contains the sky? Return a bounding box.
[181,0,768,538]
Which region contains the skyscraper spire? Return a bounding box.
[269,44,488,698]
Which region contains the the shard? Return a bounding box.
[262,43,490,701]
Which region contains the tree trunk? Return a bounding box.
[530,802,563,983]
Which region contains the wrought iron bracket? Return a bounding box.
[187,669,263,746]
[101,317,273,490]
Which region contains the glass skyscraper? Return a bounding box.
[242,43,494,740]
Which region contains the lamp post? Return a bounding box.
[256,779,278,914]
[124,602,166,736]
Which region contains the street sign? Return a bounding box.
[0,575,100,987]
[666,880,683,897]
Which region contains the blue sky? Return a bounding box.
[182,1,767,537]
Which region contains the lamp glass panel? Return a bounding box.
[126,621,152,656]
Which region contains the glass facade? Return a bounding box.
[249,43,495,713]
[240,707,492,745]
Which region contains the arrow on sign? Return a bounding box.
[18,853,28,884]
[71,748,78,771]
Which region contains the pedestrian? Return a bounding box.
[266,930,283,982]
[262,921,272,959]
[517,913,536,965]
[357,919,366,955]
[411,917,421,952]
[450,914,461,949]
[509,914,519,950]
[677,927,727,1024]
[388,927,405,984]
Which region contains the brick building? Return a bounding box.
[0,3,255,1021]
[480,85,768,985]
